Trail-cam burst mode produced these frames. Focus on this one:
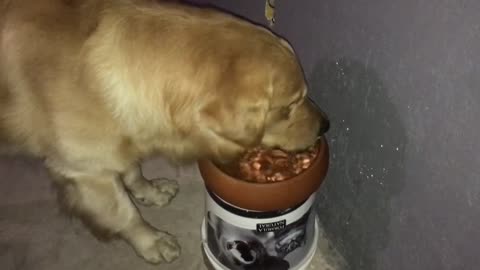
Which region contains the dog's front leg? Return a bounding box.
[55,171,181,264]
[122,164,179,207]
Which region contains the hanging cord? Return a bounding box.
[264,0,276,28]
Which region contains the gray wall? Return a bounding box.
[190,1,480,269]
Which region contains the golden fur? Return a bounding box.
[0,0,328,264]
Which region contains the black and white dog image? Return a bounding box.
[206,211,311,270]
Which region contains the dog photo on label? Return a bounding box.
[206,210,312,270]
[206,212,290,270]
[0,0,329,264]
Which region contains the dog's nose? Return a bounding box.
[306,96,330,136]
[319,118,330,135]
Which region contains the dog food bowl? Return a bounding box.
[198,137,329,270]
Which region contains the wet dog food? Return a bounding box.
[220,143,320,183]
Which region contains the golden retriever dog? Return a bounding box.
[0,0,329,264]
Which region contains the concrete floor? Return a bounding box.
[0,156,344,270]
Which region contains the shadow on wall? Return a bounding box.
[310,59,407,270]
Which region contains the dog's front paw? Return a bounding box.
[133,178,179,207]
[135,230,181,264]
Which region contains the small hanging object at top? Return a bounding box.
[264,0,276,28]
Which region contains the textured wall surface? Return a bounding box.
[189,1,480,269]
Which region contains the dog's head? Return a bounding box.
[197,33,329,163]
[260,41,330,151]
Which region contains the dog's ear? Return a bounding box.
[194,50,273,162]
[198,95,269,162]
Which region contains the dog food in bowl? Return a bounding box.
[219,143,320,183]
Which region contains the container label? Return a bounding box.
[256,220,286,232]
[205,209,315,269]
[204,190,318,269]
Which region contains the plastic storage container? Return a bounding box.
[198,137,329,270]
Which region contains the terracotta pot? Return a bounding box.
[197,137,329,212]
